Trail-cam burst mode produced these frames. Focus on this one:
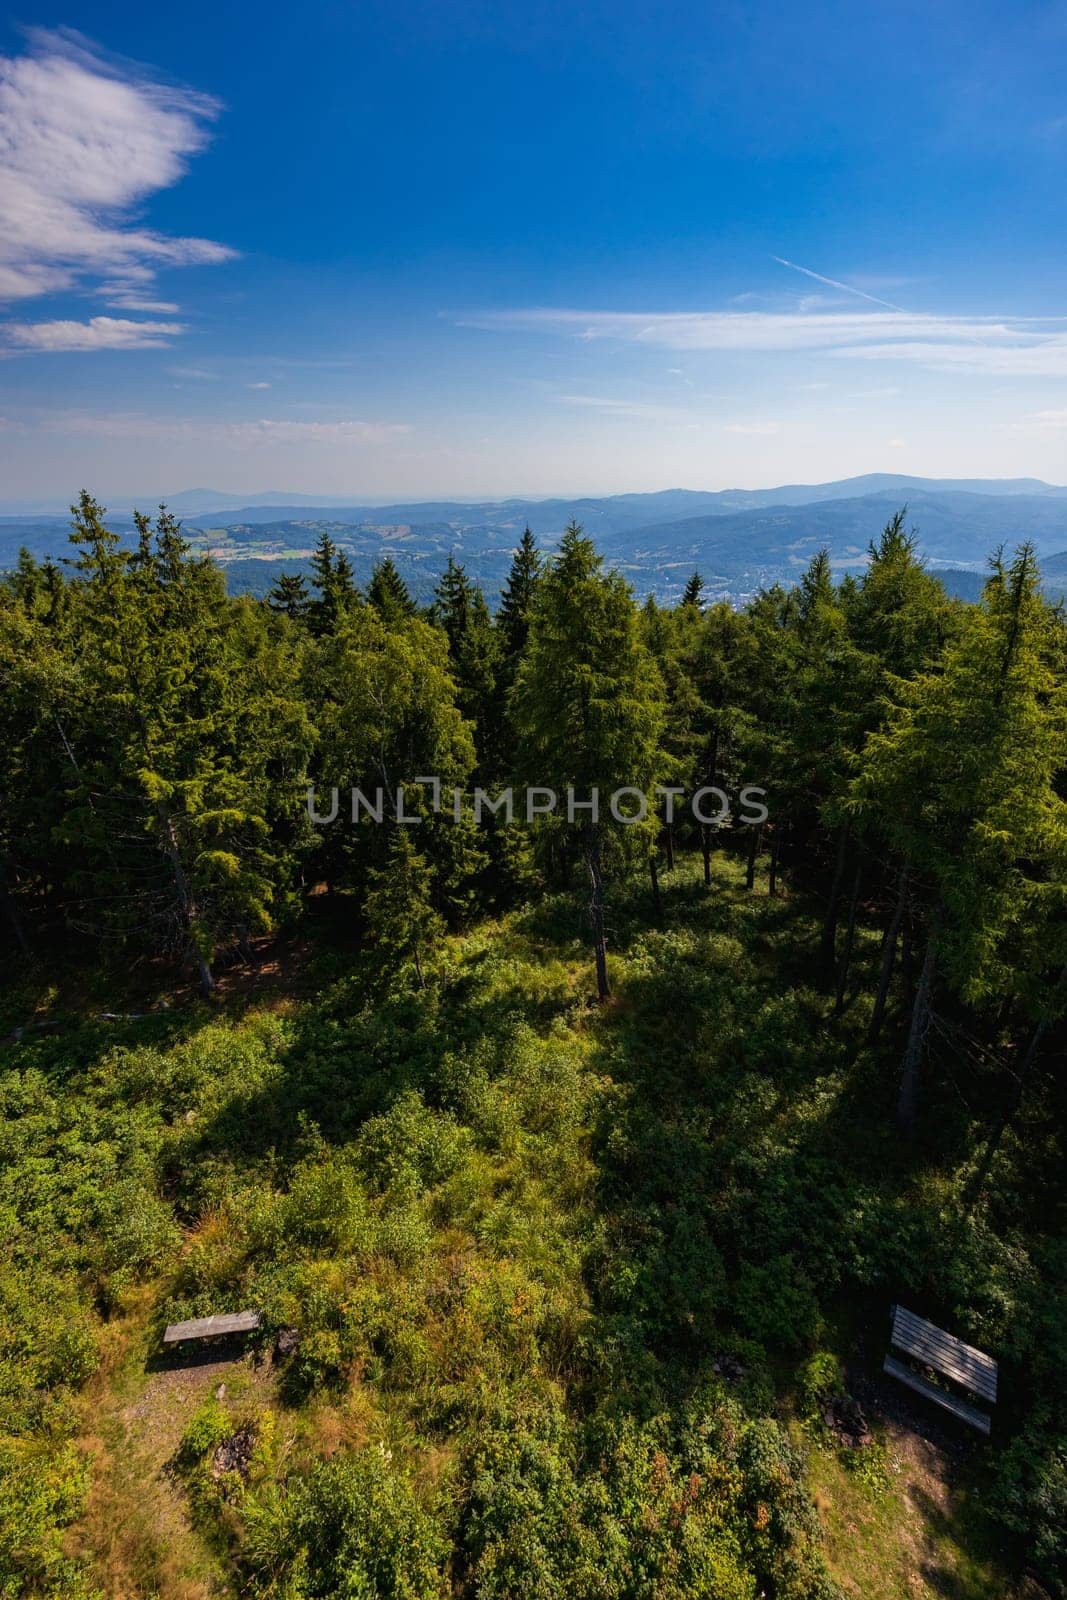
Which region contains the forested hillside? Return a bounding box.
[4,476,1067,608]
[1,497,1066,1599]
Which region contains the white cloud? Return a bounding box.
[725,420,780,435]
[557,392,695,422]
[0,29,233,307]
[106,294,181,313]
[247,381,272,390]
[463,306,1067,375]
[230,419,411,445]
[26,409,410,445]
[3,316,184,351]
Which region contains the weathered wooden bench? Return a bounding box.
[163,1310,262,1346]
[883,1304,996,1436]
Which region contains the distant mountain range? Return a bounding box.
[4,473,1066,606]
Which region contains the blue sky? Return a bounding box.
[1,1,1066,500]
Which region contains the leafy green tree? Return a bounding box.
[309,602,480,916]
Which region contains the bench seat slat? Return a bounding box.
[163,1310,262,1344]
[891,1307,998,1402]
[883,1355,991,1435]
[892,1306,997,1373]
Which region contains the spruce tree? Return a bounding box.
[849,543,1067,1132]
[511,523,665,999]
[681,571,705,610]
[364,827,445,987]
[269,572,311,620]
[496,526,542,663]
[368,556,415,619]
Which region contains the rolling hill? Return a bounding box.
[3,475,1066,605]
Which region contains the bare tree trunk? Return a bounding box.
[901,917,915,1013]
[701,825,712,888]
[584,830,610,1001]
[897,917,938,1136]
[868,865,908,1045]
[964,964,1067,1212]
[649,853,663,919]
[0,858,29,955]
[745,823,762,891]
[820,825,850,970]
[157,807,215,996]
[833,858,862,1016]
[768,830,781,898]
[664,826,675,871]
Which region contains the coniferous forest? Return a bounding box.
[2,494,1066,1600]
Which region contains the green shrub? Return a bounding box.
[177,1398,231,1467]
[242,1447,449,1599]
[798,1350,844,1418]
[733,1256,821,1351]
[842,1440,892,1499]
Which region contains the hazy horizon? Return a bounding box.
[4,469,1067,521]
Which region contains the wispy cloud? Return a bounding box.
[106,293,182,313]
[4,316,184,351]
[462,306,1067,374]
[557,392,695,422]
[772,256,907,312]
[0,28,233,309]
[24,409,410,445]
[725,420,780,435]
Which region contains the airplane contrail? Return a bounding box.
[773,256,906,313]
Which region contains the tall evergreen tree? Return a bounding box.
[368,556,415,619]
[496,526,542,663]
[681,571,706,610]
[849,543,1067,1132]
[511,524,665,999]
[269,571,312,620]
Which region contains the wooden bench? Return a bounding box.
[163,1310,262,1345]
[883,1305,996,1436]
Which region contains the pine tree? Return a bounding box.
[310,528,336,596]
[511,523,665,999]
[364,826,445,986]
[848,543,1067,1132]
[309,530,358,632]
[269,572,311,620]
[433,556,499,758]
[44,493,311,993]
[497,526,541,663]
[681,571,705,609]
[368,556,415,619]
